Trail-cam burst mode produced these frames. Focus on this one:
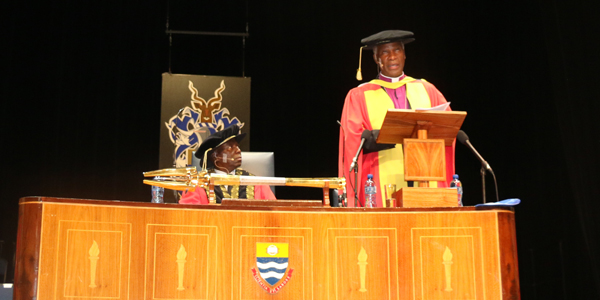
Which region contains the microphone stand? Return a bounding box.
[349,135,367,208]
[480,165,486,204]
[351,163,359,207]
[480,163,501,204]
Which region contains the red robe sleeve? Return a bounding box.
[339,85,376,206]
[179,188,209,205]
[178,185,277,205]
[254,185,277,200]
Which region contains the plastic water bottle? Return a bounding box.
[450,174,463,206]
[364,174,377,208]
[151,177,164,203]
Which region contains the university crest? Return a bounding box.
[251,243,294,294]
[165,80,244,168]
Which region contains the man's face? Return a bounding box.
[213,139,242,173]
[374,41,406,78]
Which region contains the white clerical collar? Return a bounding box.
[380,72,405,83]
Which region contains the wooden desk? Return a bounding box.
[14,197,520,300]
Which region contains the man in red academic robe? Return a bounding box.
[339,30,455,207]
[180,125,276,204]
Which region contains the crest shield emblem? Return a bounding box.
[251,242,294,293]
[256,243,288,285]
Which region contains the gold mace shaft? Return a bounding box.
[143,167,345,191]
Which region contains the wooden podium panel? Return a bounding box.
[14,197,520,300]
[396,187,459,207]
[403,138,446,181]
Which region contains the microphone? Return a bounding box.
[350,130,370,171]
[457,130,491,171]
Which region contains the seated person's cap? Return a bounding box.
[361,30,415,49]
[194,124,246,165]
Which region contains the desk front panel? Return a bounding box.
[15,198,519,300]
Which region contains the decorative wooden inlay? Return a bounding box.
[357,246,368,292]
[411,227,485,300]
[88,240,99,288]
[442,246,453,292]
[328,228,398,300]
[146,225,217,300]
[176,244,187,291]
[58,223,129,299]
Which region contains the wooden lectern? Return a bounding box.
[377,109,467,207]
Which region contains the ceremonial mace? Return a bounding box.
[143,167,346,206]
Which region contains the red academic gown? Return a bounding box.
[179,169,276,204]
[179,185,275,204]
[338,76,455,207]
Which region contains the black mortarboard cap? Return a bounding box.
[361,30,415,49]
[195,124,246,168]
[355,30,415,81]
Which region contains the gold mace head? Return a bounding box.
[142,167,209,191]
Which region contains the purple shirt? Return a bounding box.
[378,73,410,109]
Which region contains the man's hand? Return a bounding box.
[362,129,396,154]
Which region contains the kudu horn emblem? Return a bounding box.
[188,80,225,123]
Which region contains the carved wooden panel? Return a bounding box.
[327,228,399,300]
[403,138,446,181]
[145,224,218,300]
[54,221,131,299]
[411,227,485,300]
[396,187,458,208]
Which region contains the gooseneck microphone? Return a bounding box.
[457,130,491,171]
[350,130,370,171]
[457,130,499,203]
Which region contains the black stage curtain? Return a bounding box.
[1,0,599,297]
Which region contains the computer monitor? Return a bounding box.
[191,151,275,194]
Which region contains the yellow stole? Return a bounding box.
[363,77,437,206]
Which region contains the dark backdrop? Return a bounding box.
[2,0,599,298]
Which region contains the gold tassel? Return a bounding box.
[202,147,212,171]
[356,46,365,81]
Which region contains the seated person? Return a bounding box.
[180,124,276,204]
